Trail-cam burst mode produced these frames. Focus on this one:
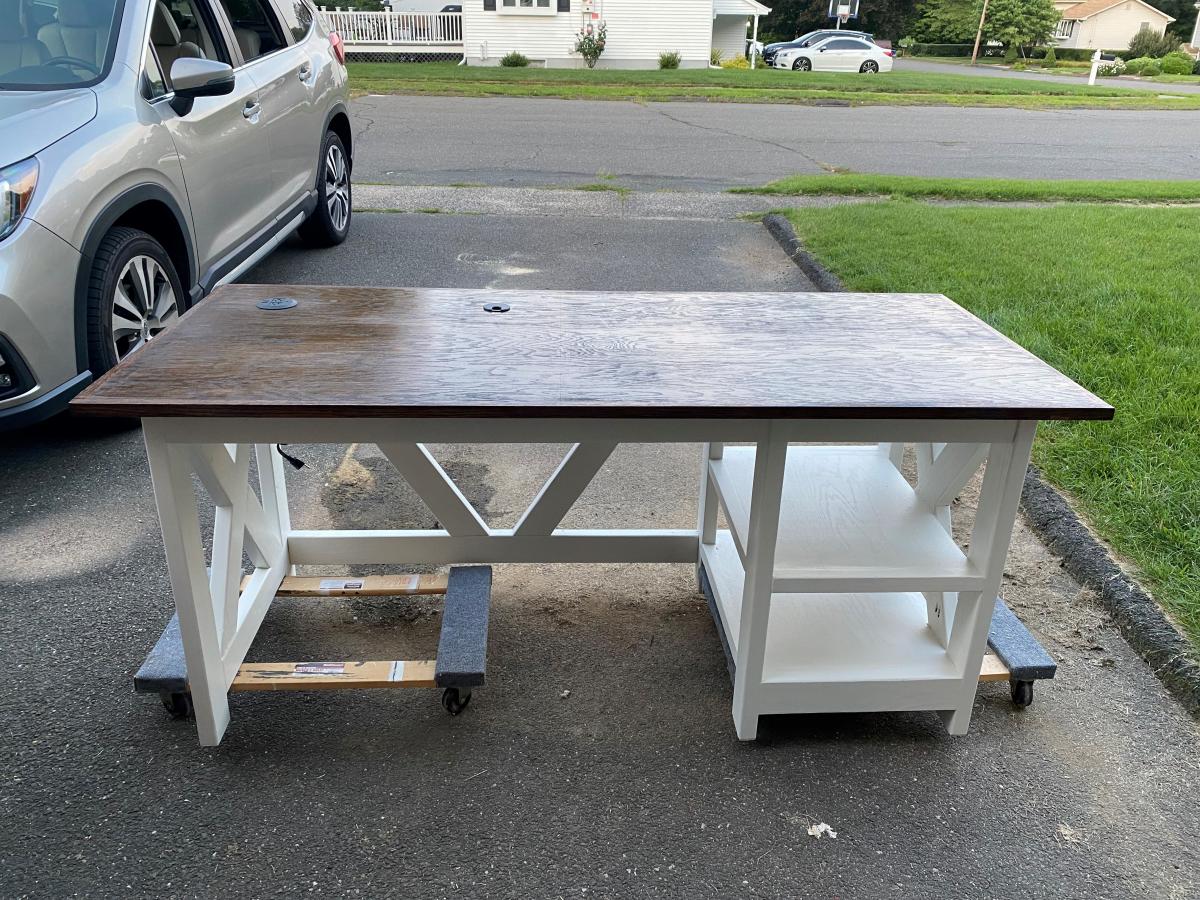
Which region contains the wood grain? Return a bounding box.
[72,285,1114,421]
[239,573,448,596]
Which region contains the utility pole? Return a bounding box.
[971,0,990,64]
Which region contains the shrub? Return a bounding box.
[1160,51,1194,75]
[499,51,529,67]
[1041,46,1055,66]
[1140,60,1162,76]
[1012,60,1027,70]
[574,21,606,68]
[898,36,916,49]
[1096,56,1126,76]
[658,50,681,69]
[710,47,725,65]
[1123,56,1154,74]
[721,54,750,69]
[1003,43,1018,63]
[1195,58,1200,75]
[1127,26,1180,59]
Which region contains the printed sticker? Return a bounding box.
[318,579,364,591]
[294,662,345,676]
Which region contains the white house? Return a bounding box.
[463,0,770,68]
[1050,0,1176,50]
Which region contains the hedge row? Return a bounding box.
[906,43,1124,62]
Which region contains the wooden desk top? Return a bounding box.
[71,284,1113,421]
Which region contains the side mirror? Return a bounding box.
[169,58,235,116]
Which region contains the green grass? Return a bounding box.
[347,61,1200,109]
[782,201,1200,649]
[736,173,1200,202]
[574,182,631,196]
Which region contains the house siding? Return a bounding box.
[712,14,750,60]
[1053,0,1173,49]
[462,0,713,67]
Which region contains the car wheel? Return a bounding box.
[298,129,352,248]
[85,226,186,373]
[860,60,879,73]
[793,57,811,71]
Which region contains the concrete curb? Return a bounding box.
[763,210,1200,719]
[761,213,846,292]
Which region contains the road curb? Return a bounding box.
[763,210,1200,719]
[761,213,846,292]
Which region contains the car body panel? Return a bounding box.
[0,88,97,165]
[774,36,892,73]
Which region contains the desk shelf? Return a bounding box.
[701,534,962,713]
[707,445,983,592]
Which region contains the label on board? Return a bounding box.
[318,579,365,591]
[294,662,345,676]
[389,661,406,682]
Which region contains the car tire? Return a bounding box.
[793,57,811,71]
[298,129,352,248]
[85,226,186,374]
[860,60,879,73]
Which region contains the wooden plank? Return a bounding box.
[230,659,437,691]
[72,285,1114,421]
[978,653,1010,682]
[239,573,449,596]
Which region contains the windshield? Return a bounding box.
[1,0,126,90]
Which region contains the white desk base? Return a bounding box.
[141,416,1035,746]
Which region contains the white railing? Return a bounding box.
[316,8,463,45]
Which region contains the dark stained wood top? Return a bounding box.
[71,285,1114,421]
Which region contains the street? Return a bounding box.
[353,95,1200,189]
[2,95,1200,898]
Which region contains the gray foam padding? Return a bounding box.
[134,613,189,694]
[987,597,1057,681]
[434,565,493,688]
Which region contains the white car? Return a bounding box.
[774,35,894,73]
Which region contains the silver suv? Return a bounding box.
[0,0,352,429]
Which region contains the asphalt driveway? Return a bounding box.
[2,204,1199,897]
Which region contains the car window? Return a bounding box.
[163,0,231,63]
[0,0,125,90]
[214,0,287,61]
[143,41,168,99]
[826,39,866,50]
[273,0,312,41]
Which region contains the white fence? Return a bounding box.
[317,8,464,45]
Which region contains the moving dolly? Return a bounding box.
[134,566,492,721]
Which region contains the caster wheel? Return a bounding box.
[160,691,193,719]
[441,687,472,716]
[1010,680,1034,708]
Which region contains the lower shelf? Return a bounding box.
[701,532,962,687]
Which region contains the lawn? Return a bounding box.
[347,61,1200,109]
[737,172,1200,202]
[783,201,1200,649]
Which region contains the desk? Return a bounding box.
[73,284,1112,746]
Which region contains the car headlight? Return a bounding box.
[0,158,39,243]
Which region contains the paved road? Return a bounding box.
[899,57,1200,94]
[3,210,1200,898]
[353,95,1200,190]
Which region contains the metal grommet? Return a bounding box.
[483,303,510,313]
[257,297,298,310]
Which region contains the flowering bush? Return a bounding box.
[575,21,606,69]
[721,55,750,69]
[1096,57,1126,76]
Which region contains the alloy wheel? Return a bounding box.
[862,61,878,73]
[110,254,179,360]
[325,142,351,233]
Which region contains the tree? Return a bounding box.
[909,0,982,42]
[984,0,1060,52]
[761,0,922,42]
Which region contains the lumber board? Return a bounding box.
[238,573,448,597]
[230,660,437,691]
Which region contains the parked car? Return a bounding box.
[774,35,894,73]
[0,0,353,430]
[762,28,874,67]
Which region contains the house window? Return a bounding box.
[499,0,555,14]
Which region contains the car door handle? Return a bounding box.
[243,100,261,119]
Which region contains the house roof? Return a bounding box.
[1059,0,1175,22]
[713,0,772,15]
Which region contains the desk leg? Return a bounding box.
[732,429,787,741]
[144,430,231,746]
[941,421,1036,734]
[696,442,722,589]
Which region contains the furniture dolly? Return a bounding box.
[71,285,1111,747]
